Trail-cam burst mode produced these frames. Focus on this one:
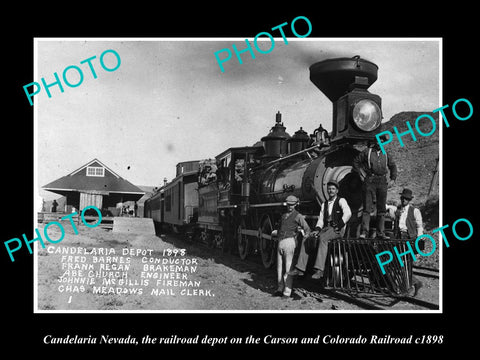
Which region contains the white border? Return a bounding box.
[33,37,443,314]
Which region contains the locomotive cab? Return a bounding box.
[195,145,263,251]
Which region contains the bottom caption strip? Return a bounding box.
[43,334,445,346]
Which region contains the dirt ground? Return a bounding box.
[36,224,439,312]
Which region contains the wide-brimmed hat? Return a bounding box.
[286,195,299,205]
[399,188,414,200]
[327,180,339,189]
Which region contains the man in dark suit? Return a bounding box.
[394,188,424,296]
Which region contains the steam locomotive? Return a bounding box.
[145,56,386,270]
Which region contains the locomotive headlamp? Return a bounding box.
[352,99,382,131]
[309,56,383,143]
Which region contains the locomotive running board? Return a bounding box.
[240,229,260,237]
[249,202,287,208]
[252,144,321,170]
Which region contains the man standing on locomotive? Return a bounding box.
[271,195,311,298]
[353,135,397,239]
[289,181,351,280]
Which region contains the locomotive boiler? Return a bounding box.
[230,55,384,267]
[146,56,385,269]
[144,56,419,296]
[255,56,382,206]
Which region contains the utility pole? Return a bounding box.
[427,157,439,198]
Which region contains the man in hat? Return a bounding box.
[51,199,58,213]
[394,188,424,296]
[394,188,423,240]
[353,136,397,239]
[271,195,311,298]
[289,180,351,280]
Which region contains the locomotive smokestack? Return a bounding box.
[309,55,378,102]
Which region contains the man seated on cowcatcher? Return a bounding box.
[289,180,352,281]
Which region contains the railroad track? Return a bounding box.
[413,265,439,279]
[294,264,440,310]
[167,233,440,311]
[291,263,440,311]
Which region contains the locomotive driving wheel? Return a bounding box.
[259,215,276,268]
[237,218,251,260]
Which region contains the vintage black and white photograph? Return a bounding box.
[34,38,441,312]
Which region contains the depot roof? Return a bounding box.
[42,158,145,196]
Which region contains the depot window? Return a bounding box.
[86,166,105,177]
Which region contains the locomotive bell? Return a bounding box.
[287,127,310,154]
[261,111,291,159]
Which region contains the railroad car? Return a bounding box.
[144,160,199,233]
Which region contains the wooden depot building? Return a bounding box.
[42,158,145,215]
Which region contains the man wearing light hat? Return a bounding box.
[289,180,351,280]
[271,194,311,298]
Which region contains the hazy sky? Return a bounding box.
[35,38,440,200]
